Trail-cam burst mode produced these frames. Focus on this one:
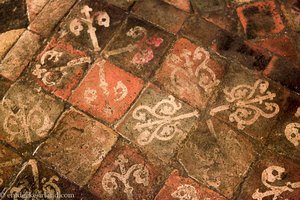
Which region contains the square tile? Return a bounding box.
[116,83,199,163]
[0,145,23,193]
[68,58,144,123]
[3,159,95,199]
[238,152,300,200]
[57,0,126,54]
[30,38,92,100]
[87,145,161,200]
[36,108,118,187]
[178,117,256,198]
[155,38,225,110]
[208,65,284,140]
[154,170,227,200]
[191,0,226,13]
[0,81,64,148]
[103,17,173,79]
[236,0,285,39]
[132,0,188,33]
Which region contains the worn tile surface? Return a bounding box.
[69,58,144,123]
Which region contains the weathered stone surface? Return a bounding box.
[116,83,199,163]
[154,170,227,200]
[26,0,49,22]
[0,29,25,60]
[0,31,41,81]
[103,17,173,79]
[0,81,64,148]
[281,0,300,32]
[178,117,256,198]
[0,76,11,99]
[36,108,118,187]
[155,38,225,110]
[0,0,28,33]
[238,152,300,200]
[105,0,136,10]
[132,0,188,33]
[28,0,77,37]
[68,58,144,124]
[163,0,191,12]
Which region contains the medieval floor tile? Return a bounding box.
[103,17,174,79]
[2,159,96,199]
[36,108,118,187]
[28,0,77,37]
[132,0,188,34]
[264,56,300,93]
[116,83,200,164]
[105,0,136,11]
[0,81,64,148]
[0,29,25,60]
[29,38,92,100]
[191,0,226,13]
[0,145,23,194]
[68,58,144,124]
[208,65,285,140]
[177,117,256,198]
[238,152,300,200]
[267,92,300,162]
[26,0,49,22]
[162,0,191,12]
[155,38,225,110]
[236,0,285,39]
[281,0,300,32]
[57,0,126,55]
[154,170,227,200]
[0,31,42,81]
[0,0,29,34]
[87,145,162,200]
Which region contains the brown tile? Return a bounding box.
[103,17,173,79]
[0,31,42,81]
[36,108,118,187]
[178,117,256,198]
[26,0,50,22]
[0,29,25,60]
[106,0,136,11]
[162,0,191,12]
[116,83,199,163]
[132,0,188,34]
[0,81,64,148]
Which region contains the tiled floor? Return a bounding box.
[0,0,299,199]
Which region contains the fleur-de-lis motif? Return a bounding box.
[171,184,199,200]
[9,159,61,200]
[168,47,220,93]
[2,96,52,143]
[252,166,300,200]
[132,95,199,145]
[83,60,128,114]
[210,79,280,130]
[32,50,91,86]
[70,5,110,51]
[102,155,149,200]
[285,106,300,146]
[104,26,163,66]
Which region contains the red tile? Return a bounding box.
[155,170,227,200]
[163,0,191,12]
[31,38,91,100]
[68,59,144,123]
[156,38,224,110]
[236,0,285,39]
[87,145,160,199]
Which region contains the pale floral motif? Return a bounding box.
[171,184,199,200]
[284,106,300,146]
